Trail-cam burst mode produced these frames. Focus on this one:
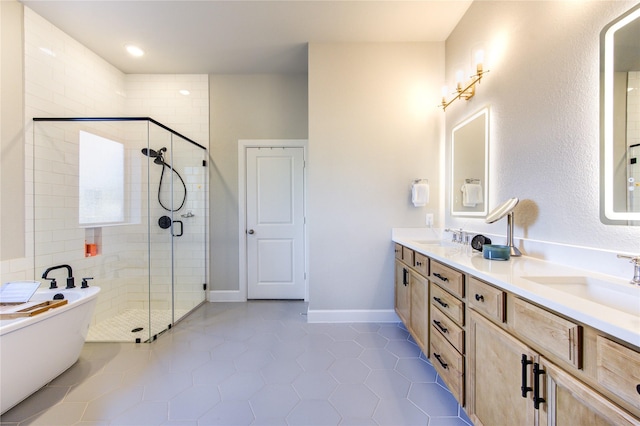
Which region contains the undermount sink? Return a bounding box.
[522,276,640,316]
[413,240,443,245]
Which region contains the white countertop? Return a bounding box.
[392,228,640,348]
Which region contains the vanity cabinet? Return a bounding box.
[394,244,429,353]
[468,285,640,425]
[429,260,466,405]
[392,241,640,424]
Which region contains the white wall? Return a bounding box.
[444,1,640,278]
[208,74,308,294]
[307,43,444,317]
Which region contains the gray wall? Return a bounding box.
[444,1,640,266]
[307,43,444,312]
[209,74,308,291]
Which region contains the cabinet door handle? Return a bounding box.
[403,268,409,286]
[433,297,448,308]
[433,273,449,282]
[533,362,546,409]
[521,354,533,398]
[433,320,448,333]
[475,294,484,302]
[433,353,448,369]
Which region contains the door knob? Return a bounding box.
[247,229,255,235]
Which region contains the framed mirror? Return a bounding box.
[602,4,640,223]
[451,107,489,217]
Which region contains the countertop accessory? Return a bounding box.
[486,197,521,257]
[483,244,511,261]
[471,234,491,251]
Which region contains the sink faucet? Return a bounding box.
[616,254,640,286]
[42,264,74,289]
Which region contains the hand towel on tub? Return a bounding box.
[461,183,483,207]
[411,183,429,207]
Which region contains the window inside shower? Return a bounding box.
[78,131,125,225]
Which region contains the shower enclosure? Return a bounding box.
[31,117,208,342]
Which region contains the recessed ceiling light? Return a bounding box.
[179,89,190,96]
[125,44,144,57]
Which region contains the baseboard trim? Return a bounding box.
[306,309,400,323]
[208,290,245,302]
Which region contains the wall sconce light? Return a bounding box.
[440,51,489,111]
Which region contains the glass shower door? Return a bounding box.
[170,133,207,323]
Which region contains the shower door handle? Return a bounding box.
[172,220,184,237]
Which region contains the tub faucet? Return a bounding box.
[617,254,640,286]
[42,264,75,289]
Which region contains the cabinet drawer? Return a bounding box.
[414,252,429,276]
[402,246,414,266]
[511,297,582,368]
[394,243,402,260]
[430,326,464,404]
[430,261,464,298]
[596,336,640,412]
[431,305,464,354]
[431,283,464,325]
[468,277,506,323]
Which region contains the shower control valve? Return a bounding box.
[81,277,93,288]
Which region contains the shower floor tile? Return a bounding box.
[1,301,473,425]
[87,308,189,342]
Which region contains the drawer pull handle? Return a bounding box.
[433,297,448,308]
[433,273,449,282]
[433,353,448,369]
[433,320,448,333]
[416,261,422,267]
[475,294,484,302]
[533,362,546,409]
[521,354,533,398]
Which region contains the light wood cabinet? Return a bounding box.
[394,260,410,325]
[409,270,428,350]
[540,357,640,426]
[468,312,536,425]
[469,301,640,425]
[394,245,430,354]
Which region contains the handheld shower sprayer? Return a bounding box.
[141,147,187,212]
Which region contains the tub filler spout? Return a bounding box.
[42,264,74,289]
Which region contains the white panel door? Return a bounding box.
[246,147,305,299]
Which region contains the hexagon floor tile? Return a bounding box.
[0,301,472,425]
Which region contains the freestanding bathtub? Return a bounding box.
[0,286,100,414]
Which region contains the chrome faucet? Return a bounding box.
[42,264,75,289]
[616,254,640,286]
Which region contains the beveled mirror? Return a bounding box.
[602,3,640,223]
[451,107,489,217]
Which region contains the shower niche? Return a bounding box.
[31,117,208,342]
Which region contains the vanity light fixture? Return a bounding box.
[440,51,489,111]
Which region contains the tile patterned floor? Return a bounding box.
[0,301,473,425]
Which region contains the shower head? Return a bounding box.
[141,147,167,165]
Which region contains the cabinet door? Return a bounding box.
[540,358,640,426]
[468,312,536,426]
[395,260,410,325]
[409,271,428,351]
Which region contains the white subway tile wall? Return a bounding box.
[3,7,210,339]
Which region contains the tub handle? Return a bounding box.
[81,277,93,288]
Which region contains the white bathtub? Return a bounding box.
[0,286,100,414]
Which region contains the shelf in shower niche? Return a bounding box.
[0,300,68,319]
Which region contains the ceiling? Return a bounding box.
[20,0,472,74]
